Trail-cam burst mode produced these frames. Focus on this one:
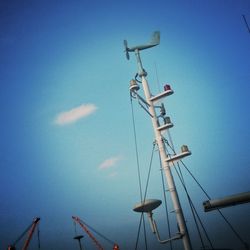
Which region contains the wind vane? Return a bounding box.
[124,31,160,60]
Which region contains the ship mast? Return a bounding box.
[125,32,192,250]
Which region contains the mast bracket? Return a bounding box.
[165,146,191,166]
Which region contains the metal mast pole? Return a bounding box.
[134,49,192,250]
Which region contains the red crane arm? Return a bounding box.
[72,216,104,250]
[22,217,40,250]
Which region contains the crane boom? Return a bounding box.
[72,216,104,250]
[8,217,40,250]
[72,216,119,250]
[22,217,40,250]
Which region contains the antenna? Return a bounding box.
[133,199,162,213]
[133,199,182,244]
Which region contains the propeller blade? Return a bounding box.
[124,39,128,49]
[124,39,130,60]
[126,51,130,60]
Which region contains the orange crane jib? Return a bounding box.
[8,217,40,250]
[72,216,120,250]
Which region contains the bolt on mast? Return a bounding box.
[124,31,192,250]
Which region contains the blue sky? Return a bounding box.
[0,1,250,249]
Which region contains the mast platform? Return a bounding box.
[150,89,174,102]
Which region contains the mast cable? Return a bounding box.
[162,136,175,155]
[142,214,148,250]
[173,163,214,249]
[216,212,249,250]
[158,150,173,250]
[179,160,249,249]
[130,96,143,200]
[130,96,148,250]
[135,214,143,250]
[167,130,176,152]
[176,162,210,248]
[177,163,186,187]
[135,142,157,249]
[74,220,77,236]
[154,62,161,93]
[135,73,142,83]
[163,136,214,248]
[37,223,41,249]
[137,98,153,117]
[242,15,250,34]
[143,142,156,201]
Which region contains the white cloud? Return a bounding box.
[99,156,121,170]
[54,103,97,125]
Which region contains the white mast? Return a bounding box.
[125,32,192,250]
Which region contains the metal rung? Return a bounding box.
[170,208,181,214]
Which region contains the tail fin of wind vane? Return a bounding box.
[150,31,160,46]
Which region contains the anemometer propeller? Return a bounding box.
[124,31,160,60]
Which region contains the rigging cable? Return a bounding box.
[157,149,173,250]
[73,220,77,236]
[135,213,143,250]
[177,161,212,248]
[37,223,41,249]
[163,134,213,248]
[78,218,116,246]
[143,142,156,201]
[242,14,250,34]
[173,162,214,249]
[130,96,148,250]
[154,62,161,93]
[135,142,157,249]
[179,160,249,249]
[12,221,34,247]
[178,157,213,246]
[166,129,175,152]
